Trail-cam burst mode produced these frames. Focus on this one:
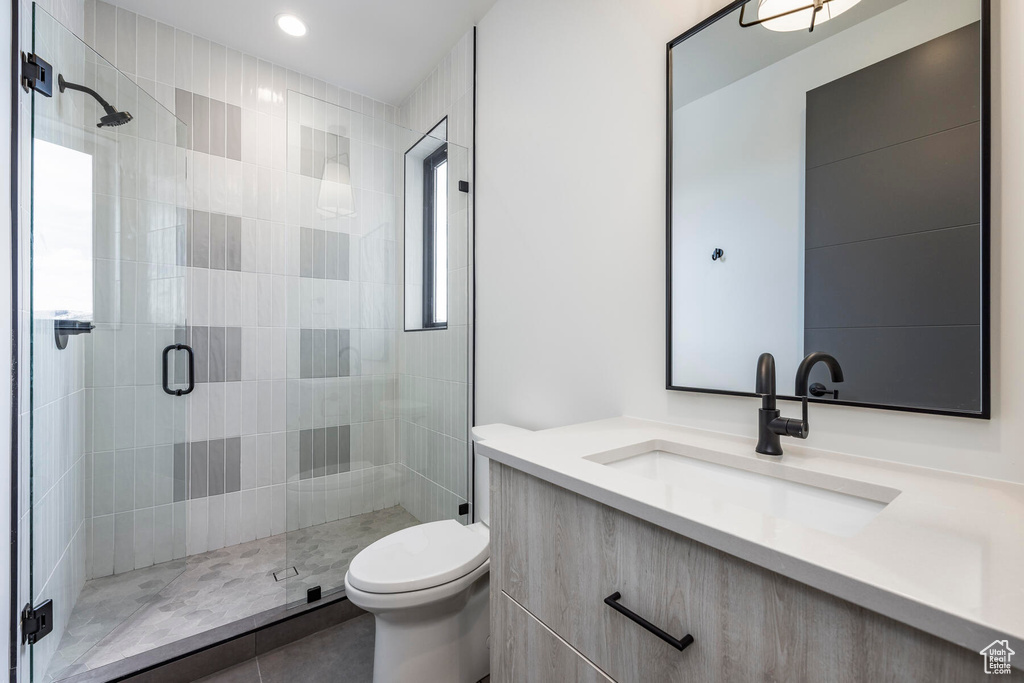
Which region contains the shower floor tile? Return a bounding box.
[47,506,419,682]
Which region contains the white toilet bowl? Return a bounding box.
[344,520,490,683]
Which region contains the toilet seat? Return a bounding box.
[344,558,489,612]
[347,520,489,594]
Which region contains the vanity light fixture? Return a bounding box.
[276,13,307,37]
[739,0,862,33]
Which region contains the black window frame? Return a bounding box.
[421,143,448,329]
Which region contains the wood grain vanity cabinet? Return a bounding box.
[489,462,991,682]
[494,591,612,682]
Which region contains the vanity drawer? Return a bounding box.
[492,589,612,682]
[490,462,983,683]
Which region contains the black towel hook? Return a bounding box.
[712,248,724,261]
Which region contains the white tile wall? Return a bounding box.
[82,1,408,565]
[80,73,188,583]
[397,30,476,523]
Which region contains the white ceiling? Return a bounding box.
[112,0,497,104]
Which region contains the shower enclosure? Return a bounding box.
[22,5,472,681]
[25,5,190,680]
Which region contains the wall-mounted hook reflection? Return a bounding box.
[809,382,840,400]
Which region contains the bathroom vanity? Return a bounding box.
[477,419,1024,682]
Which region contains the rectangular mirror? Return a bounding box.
[667,0,990,418]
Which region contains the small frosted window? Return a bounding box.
[33,139,93,321]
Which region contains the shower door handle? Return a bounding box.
[162,344,195,396]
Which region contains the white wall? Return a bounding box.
[671,0,979,391]
[476,0,1024,485]
[671,77,805,390]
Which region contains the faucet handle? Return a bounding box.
[771,395,810,439]
[769,414,808,439]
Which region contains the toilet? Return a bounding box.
[344,520,491,683]
[345,427,526,682]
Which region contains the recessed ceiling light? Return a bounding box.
[276,13,307,37]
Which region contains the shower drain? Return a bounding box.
[273,567,299,581]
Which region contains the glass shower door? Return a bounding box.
[282,92,472,606]
[27,5,189,681]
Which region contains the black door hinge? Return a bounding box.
[21,53,53,97]
[458,502,469,516]
[458,180,470,193]
[307,586,321,604]
[21,600,53,645]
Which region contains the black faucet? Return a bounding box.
[755,352,844,456]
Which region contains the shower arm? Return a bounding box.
[58,74,117,114]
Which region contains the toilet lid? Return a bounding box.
[346,520,489,594]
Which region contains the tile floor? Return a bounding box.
[196,613,376,683]
[196,614,492,683]
[48,507,419,682]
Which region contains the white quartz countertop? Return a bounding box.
[474,417,1024,656]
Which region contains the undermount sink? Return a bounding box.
[586,444,898,538]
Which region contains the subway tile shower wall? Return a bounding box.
[81,0,407,572]
[397,30,476,523]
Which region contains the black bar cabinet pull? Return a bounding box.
[604,592,694,652]
[162,344,195,396]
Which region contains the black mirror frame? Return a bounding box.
[664,0,992,420]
